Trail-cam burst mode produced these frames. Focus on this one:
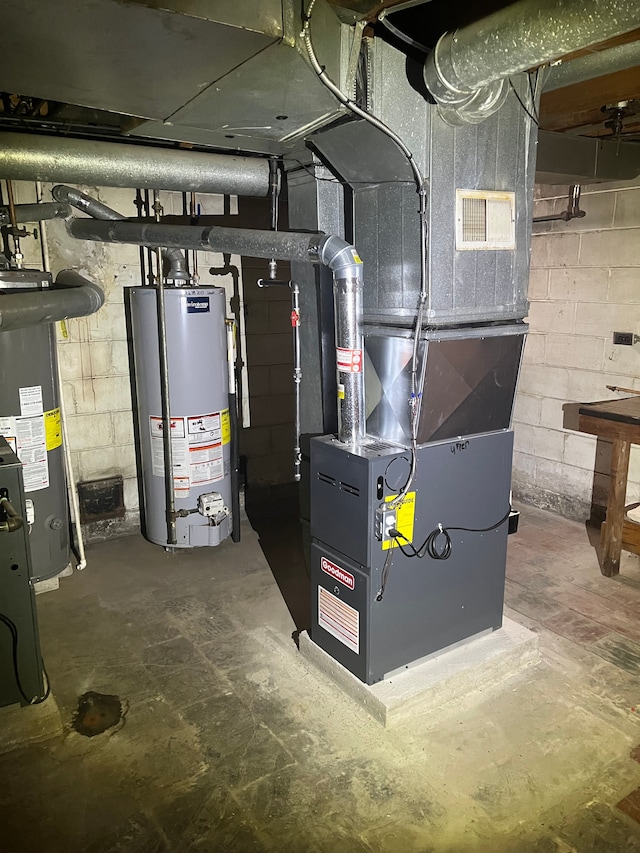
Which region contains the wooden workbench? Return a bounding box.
[578,396,640,577]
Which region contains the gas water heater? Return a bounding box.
[129,285,232,548]
[0,269,69,581]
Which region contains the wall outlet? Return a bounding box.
[613,332,637,346]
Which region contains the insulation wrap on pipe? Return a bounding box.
[0,132,271,197]
[0,270,104,332]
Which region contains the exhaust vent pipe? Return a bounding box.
[65,217,365,444]
[53,185,188,282]
[423,0,640,124]
[0,269,104,332]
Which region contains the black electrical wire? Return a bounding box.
[0,612,50,704]
[390,506,512,562]
[509,78,539,127]
[375,546,395,602]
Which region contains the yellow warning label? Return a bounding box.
[337,383,345,400]
[59,320,69,340]
[221,408,231,445]
[352,252,363,264]
[382,491,416,550]
[44,408,62,450]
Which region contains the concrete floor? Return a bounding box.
[1,489,640,852]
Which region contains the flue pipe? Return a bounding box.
[424,0,640,123]
[66,217,365,443]
[0,132,270,197]
[66,218,325,264]
[0,202,70,225]
[53,185,188,282]
[0,269,104,332]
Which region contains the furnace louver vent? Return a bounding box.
[339,481,360,497]
[318,472,336,487]
[456,190,515,251]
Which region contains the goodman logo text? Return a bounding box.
[321,557,355,590]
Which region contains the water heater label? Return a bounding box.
[19,385,43,417]
[336,347,362,373]
[321,556,355,590]
[183,297,210,314]
[44,408,62,450]
[318,586,359,655]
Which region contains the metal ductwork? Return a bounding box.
[543,39,640,92]
[423,0,640,124]
[0,133,270,196]
[53,185,188,282]
[0,269,104,331]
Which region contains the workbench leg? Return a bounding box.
[602,439,631,577]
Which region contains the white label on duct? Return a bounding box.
[19,385,44,417]
[318,586,359,655]
[16,414,49,492]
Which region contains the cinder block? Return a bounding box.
[270,423,295,454]
[247,365,270,395]
[567,190,615,231]
[244,303,270,334]
[519,364,570,399]
[250,394,294,427]
[269,301,295,333]
[532,425,565,462]
[564,432,596,470]
[87,340,130,377]
[65,412,114,452]
[87,303,128,342]
[56,341,84,380]
[522,333,545,364]
[246,333,293,367]
[76,444,137,480]
[545,334,604,371]
[512,450,536,481]
[112,410,135,446]
[613,188,640,228]
[122,476,140,512]
[603,340,640,377]
[539,397,564,430]
[513,422,536,455]
[239,425,272,457]
[528,268,549,300]
[574,301,635,336]
[527,300,575,334]
[513,393,541,426]
[609,268,640,304]
[269,364,294,396]
[566,369,619,403]
[548,267,609,302]
[72,375,132,415]
[579,228,640,267]
[535,457,591,500]
[530,232,580,269]
[247,452,295,485]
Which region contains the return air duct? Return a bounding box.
[423,0,640,124]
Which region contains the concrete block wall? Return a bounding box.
[6,181,240,536]
[513,177,640,519]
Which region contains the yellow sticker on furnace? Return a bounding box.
[221,408,231,445]
[44,408,62,450]
[382,491,416,550]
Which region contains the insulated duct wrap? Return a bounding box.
[0,133,270,196]
[0,270,104,331]
[66,218,325,264]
